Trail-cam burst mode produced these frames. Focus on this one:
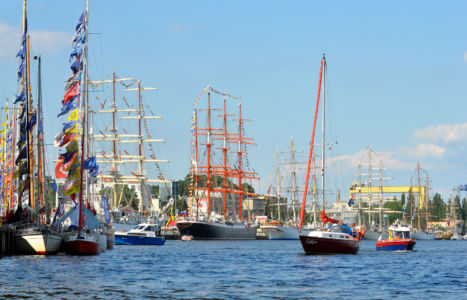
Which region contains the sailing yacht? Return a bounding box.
[298,54,362,254]
[12,0,62,255]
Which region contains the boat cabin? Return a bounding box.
[388,224,411,239]
[128,224,161,236]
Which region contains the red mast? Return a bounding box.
[298,54,324,231]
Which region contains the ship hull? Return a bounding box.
[363,230,382,240]
[176,221,257,240]
[15,231,62,255]
[64,234,99,255]
[114,233,165,245]
[299,233,360,254]
[376,239,416,251]
[412,232,435,240]
[261,225,299,240]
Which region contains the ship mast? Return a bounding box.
[123,82,170,216]
[275,152,281,222]
[89,73,136,208]
[299,53,325,230]
[78,0,90,235]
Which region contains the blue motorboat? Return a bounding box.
[114,223,166,245]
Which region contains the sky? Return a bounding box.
[1,0,467,203]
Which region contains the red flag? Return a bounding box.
[58,133,77,147]
[55,161,68,179]
[63,81,80,105]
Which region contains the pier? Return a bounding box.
[0,225,15,255]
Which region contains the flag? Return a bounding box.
[58,97,78,117]
[75,12,85,32]
[14,89,25,104]
[64,181,80,195]
[66,140,79,153]
[59,150,78,165]
[15,147,27,165]
[348,195,355,207]
[51,179,57,192]
[58,133,77,147]
[55,161,68,179]
[28,111,37,130]
[63,82,80,105]
[67,109,79,121]
[101,195,110,225]
[84,157,96,170]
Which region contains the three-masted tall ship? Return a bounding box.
[176,87,258,240]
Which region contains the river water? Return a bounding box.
[0,240,466,299]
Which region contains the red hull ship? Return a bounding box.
[297,54,362,255]
[64,236,99,255]
[300,229,360,254]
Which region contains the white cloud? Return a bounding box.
[0,22,71,63]
[328,149,409,171]
[412,143,446,158]
[0,23,19,62]
[413,123,467,143]
[30,30,71,54]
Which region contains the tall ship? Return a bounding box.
[90,73,171,230]
[176,87,258,240]
[298,54,362,254]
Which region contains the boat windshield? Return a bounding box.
[391,231,410,239]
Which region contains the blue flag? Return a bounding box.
[101,195,110,225]
[84,156,97,170]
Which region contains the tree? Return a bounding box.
[430,193,446,221]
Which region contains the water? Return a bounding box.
[0,240,466,299]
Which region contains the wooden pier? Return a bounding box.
[0,225,16,255]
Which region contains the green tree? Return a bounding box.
[430,193,446,221]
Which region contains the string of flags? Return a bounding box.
[14,11,31,204]
[55,11,99,200]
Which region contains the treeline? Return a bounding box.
[384,192,467,233]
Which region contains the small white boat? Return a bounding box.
[181,235,193,241]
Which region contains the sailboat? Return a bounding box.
[12,0,62,255]
[298,54,362,254]
[57,1,100,255]
[260,148,299,240]
[176,87,258,240]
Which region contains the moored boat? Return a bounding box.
[176,220,257,240]
[376,223,415,251]
[115,223,165,245]
[64,232,99,255]
[260,222,298,240]
[15,226,62,255]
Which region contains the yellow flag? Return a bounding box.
[1,121,6,127]
[64,181,80,195]
[64,123,78,134]
[67,109,79,121]
[0,128,5,134]
[4,104,8,112]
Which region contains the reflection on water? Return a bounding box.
[0,240,466,299]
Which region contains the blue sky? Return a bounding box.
[1,1,467,201]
